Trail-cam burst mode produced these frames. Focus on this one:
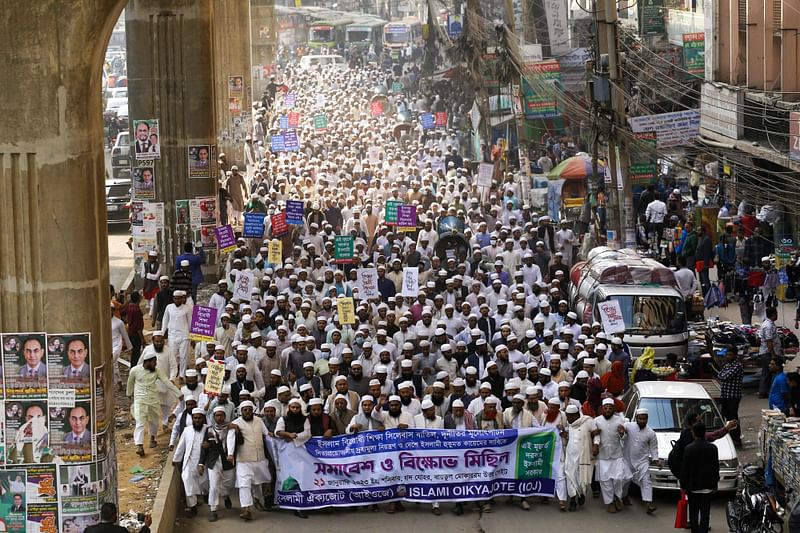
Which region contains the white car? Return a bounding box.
[621,381,739,491]
[298,54,346,70]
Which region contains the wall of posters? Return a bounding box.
[1,333,110,532]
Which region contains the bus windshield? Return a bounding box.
[384,29,409,44]
[606,295,686,335]
[310,27,333,42]
[347,29,371,42]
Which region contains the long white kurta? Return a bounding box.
[623,421,659,500]
[564,415,595,498]
[126,366,182,424]
[174,424,209,498]
[592,414,631,481]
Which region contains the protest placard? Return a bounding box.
[233,270,255,302]
[286,200,305,224]
[204,360,226,396]
[384,200,401,224]
[401,267,420,297]
[214,225,237,253]
[597,300,626,334]
[243,213,266,239]
[189,305,218,342]
[396,204,417,230]
[268,239,283,263]
[271,212,288,236]
[334,235,354,263]
[337,297,355,325]
[356,268,379,299]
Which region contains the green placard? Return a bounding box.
[334,235,354,261]
[384,200,401,224]
[683,33,705,77]
[639,0,666,36]
[630,131,658,186]
[391,81,404,93]
[313,113,329,130]
[515,431,556,479]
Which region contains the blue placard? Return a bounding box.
[279,115,289,130]
[271,134,286,152]
[420,113,435,130]
[286,200,305,225]
[243,213,266,239]
[284,130,299,151]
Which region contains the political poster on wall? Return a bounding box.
[175,199,190,227]
[188,145,212,178]
[132,119,160,161]
[93,366,107,434]
[49,401,92,463]
[0,468,26,531]
[46,334,91,400]
[275,427,560,509]
[4,333,48,399]
[131,167,155,200]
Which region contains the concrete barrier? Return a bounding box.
[149,451,182,533]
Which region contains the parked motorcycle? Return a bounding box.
[726,464,785,533]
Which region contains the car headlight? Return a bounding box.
[719,459,739,469]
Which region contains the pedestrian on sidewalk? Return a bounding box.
[717,346,743,445]
[680,422,719,533]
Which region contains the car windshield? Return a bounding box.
[608,295,686,335]
[106,184,130,198]
[310,28,333,42]
[638,397,724,432]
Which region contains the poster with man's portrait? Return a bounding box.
[188,145,212,179]
[198,197,217,226]
[132,167,156,200]
[5,400,51,465]
[0,469,27,533]
[49,401,92,463]
[228,75,244,96]
[58,463,99,513]
[3,333,48,399]
[133,119,160,160]
[175,199,190,226]
[47,334,91,399]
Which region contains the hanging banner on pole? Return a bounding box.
[274,427,560,510]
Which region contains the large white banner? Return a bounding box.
[275,427,561,510]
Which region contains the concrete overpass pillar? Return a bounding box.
[251,0,277,99]
[212,0,253,168]
[126,0,218,268]
[0,0,126,508]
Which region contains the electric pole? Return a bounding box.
[596,0,634,249]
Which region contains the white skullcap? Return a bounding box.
[452,399,464,408]
[452,378,465,387]
[299,383,312,392]
[525,386,538,395]
[309,398,323,407]
[185,369,198,377]
[288,398,302,406]
[539,368,551,376]
[432,381,445,389]
[361,395,374,403]
[277,385,291,394]
[239,400,255,410]
[401,359,413,368]
[479,382,492,390]
[466,366,477,375]
[398,381,413,390]
[421,399,434,409]
[602,398,615,406]
[483,396,499,406]
[213,406,227,415]
[635,408,649,416]
[565,405,580,414]
[221,385,231,394]
[334,375,347,384]
[389,395,402,402]
[513,393,526,401]
[547,397,561,406]
[558,381,571,389]
[576,370,590,379]
[191,407,206,416]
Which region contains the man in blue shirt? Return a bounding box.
[768,357,790,414]
[175,242,206,301]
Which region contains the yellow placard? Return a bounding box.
[204,360,227,396]
[337,296,355,325]
[268,239,283,264]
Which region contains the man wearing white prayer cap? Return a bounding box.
[622,407,659,514]
[173,407,208,517]
[138,329,180,430]
[227,400,273,520]
[592,397,632,513]
[162,287,193,377]
[564,402,595,511]
[200,405,235,521]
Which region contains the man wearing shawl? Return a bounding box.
[564,404,595,511]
